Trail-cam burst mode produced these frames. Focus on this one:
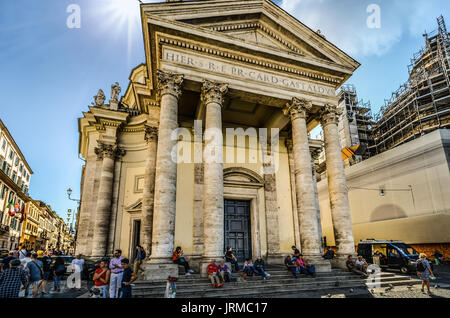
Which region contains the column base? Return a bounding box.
[304,255,332,273]
[142,262,179,282]
[331,254,357,270]
[266,253,286,266]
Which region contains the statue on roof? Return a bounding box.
[94,89,106,107]
[111,82,121,102]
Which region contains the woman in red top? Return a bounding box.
[172,246,194,276]
[93,260,110,298]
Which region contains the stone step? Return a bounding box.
[134,276,362,291]
[134,280,369,298]
[134,271,398,287]
[133,274,410,294]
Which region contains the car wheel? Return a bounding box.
[400,266,409,274]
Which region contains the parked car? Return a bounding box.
[357,239,419,274]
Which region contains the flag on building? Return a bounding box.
[7,201,15,216]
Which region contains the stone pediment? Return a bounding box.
[124,199,142,213]
[142,0,359,73]
[224,167,264,189]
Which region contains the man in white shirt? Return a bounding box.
[71,254,85,290]
[19,247,27,260]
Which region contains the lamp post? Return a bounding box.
[66,188,81,254]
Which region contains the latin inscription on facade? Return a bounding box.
[162,48,335,97]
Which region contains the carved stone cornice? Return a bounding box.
[201,80,229,106]
[283,97,312,121]
[319,104,343,127]
[144,126,159,143]
[156,69,184,100]
[158,36,343,86]
[95,141,126,160]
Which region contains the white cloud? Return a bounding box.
[279,0,447,57]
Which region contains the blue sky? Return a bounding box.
[0,0,448,222]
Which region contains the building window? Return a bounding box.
[1,140,6,150]
[0,185,6,199]
[9,150,14,160]
[1,159,6,172]
[12,173,17,183]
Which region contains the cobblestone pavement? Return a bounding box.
[22,279,93,299]
[370,285,450,298]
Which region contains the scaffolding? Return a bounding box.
[338,84,375,163]
[370,15,450,155]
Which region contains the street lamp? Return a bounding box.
[66,188,80,203]
[66,187,81,254]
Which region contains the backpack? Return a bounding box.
[55,264,66,275]
[417,260,426,272]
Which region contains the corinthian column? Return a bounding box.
[283,98,330,271]
[320,104,355,266]
[148,70,184,269]
[141,126,158,258]
[91,142,125,257]
[200,80,228,275]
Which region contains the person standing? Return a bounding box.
[2,252,15,271]
[18,246,27,260]
[93,260,110,298]
[26,253,43,298]
[52,256,65,292]
[12,248,19,259]
[39,251,52,294]
[417,253,435,296]
[109,249,124,298]
[119,258,136,298]
[0,259,28,298]
[225,247,240,272]
[71,254,85,290]
[134,245,146,276]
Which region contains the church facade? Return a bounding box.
[76,0,360,278]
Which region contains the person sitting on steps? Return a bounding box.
[225,247,240,273]
[346,255,368,278]
[322,247,335,260]
[253,257,270,280]
[296,254,316,277]
[243,258,254,277]
[292,246,301,261]
[218,260,232,283]
[285,255,298,278]
[206,259,223,288]
[172,246,194,276]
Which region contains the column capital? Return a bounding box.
[283,97,312,121]
[144,126,159,143]
[319,104,343,126]
[201,80,229,106]
[156,69,184,100]
[95,141,126,160]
